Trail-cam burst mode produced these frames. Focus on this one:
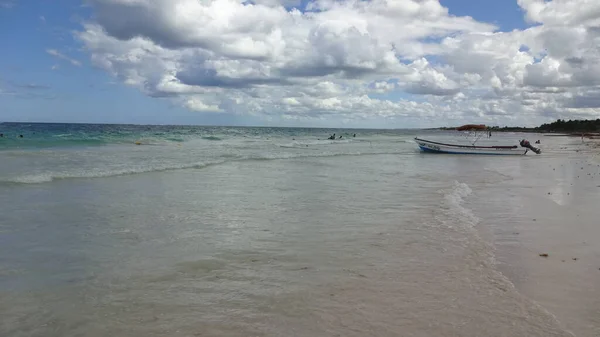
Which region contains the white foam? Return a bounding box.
[11,174,54,184]
[278,139,353,148]
[3,160,226,184]
[0,142,409,184]
[443,181,479,228]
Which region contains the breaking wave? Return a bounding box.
[0,150,408,184]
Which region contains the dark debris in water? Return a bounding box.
[539,253,549,257]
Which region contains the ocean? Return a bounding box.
[1,123,598,337]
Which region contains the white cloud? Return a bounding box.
[46,49,82,67]
[518,0,600,27]
[75,0,600,126]
[0,0,15,9]
[0,88,16,96]
[370,81,396,94]
[184,96,223,112]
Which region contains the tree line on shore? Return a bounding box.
[537,119,600,133]
[438,119,600,133]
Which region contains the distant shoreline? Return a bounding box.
[434,119,600,137]
[433,127,595,135]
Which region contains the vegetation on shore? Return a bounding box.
[438,119,600,134]
[537,119,600,133]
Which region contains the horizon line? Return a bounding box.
[1,120,548,130]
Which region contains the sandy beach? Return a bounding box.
[467,136,600,337]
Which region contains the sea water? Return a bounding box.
[0,123,595,336]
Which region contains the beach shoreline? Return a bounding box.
[468,137,600,337]
[0,125,596,337]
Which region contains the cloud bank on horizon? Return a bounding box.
[5,0,600,127]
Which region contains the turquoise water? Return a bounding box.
[0,122,411,150]
[2,123,596,336]
[0,123,423,184]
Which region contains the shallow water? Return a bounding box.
[0,124,595,336]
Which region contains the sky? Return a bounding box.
[1,0,600,128]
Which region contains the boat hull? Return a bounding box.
[414,138,529,155]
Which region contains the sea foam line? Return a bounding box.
[1,150,408,184]
[438,181,576,337]
[3,160,227,184]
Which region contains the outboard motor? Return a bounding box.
[520,139,541,154]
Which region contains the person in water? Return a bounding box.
[328,133,336,140]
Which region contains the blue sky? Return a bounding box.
[0,0,251,125]
[440,0,529,31]
[0,0,548,127]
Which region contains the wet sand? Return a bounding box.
[469,136,600,337]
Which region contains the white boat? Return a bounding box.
[415,124,541,155]
[414,137,531,155]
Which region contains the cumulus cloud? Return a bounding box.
[46,49,82,67]
[518,0,600,27]
[75,0,600,125]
